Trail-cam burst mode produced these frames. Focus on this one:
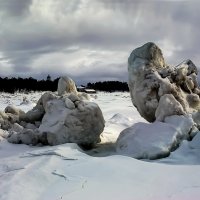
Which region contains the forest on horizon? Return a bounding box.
[0,75,129,93]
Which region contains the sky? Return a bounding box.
[0,0,200,84]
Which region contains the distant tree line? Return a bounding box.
[0,75,129,93]
[0,76,59,93]
[87,81,129,92]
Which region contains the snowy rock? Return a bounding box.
[10,123,24,133]
[39,97,105,146]
[6,76,105,146]
[21,107,44,123]
[20,92,57,123]
[25,123,37,130]
[17,129,39,145]
[189,131,200,149]
[67,93,80,102]
[64,98,75,109]
[0,111,19,130]
[192,111,200,129]
[164,115,194,137]
[5,105,25,116]
[7,132,20,144]
[57,76,78,96]
[128,42,200,122]
[0,129,9,138]
[78,92,91,101]
[155,94,185,121]
[36,92,57,112]
[116,121,190,159]
[7,129,44,145]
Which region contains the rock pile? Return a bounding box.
[0,76,105,147]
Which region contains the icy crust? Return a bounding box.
[1,143,200,200]
[128,42,200,122]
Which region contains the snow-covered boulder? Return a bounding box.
[5,105,25,116]
[0,111,19,130]
[7,129,39,145]
[6,76,105,146]
[0,129,9,138]
[20,92,57,123]
[116,115,194,159]
[155,94,185,121]
[164,115,194,137]
[128,42,200,122]
[39,97,105,146]
[57,76,78,96]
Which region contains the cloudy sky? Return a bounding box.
[0,0,200,84]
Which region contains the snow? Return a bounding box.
[116,120,192,160]
[1,91,200,199]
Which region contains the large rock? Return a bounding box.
[116,115,194,159]
[39,97,105,146]
[7,76,105,146]
[57,76,78,96]
[128,42,200,122]
[20,92,57,123]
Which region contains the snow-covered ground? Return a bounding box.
[0,91,200,200]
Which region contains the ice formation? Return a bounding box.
[116,115,194,159]
[1,76,105,147]
[128,42,200,122]
[117,42,200,159]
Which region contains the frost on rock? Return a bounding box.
[116,115,194,159]
[3,76,105,146]
[128,42,200,122]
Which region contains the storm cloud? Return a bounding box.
[0,0,200,84]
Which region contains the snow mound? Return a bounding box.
[116,115,194,159]
[108,113,133,125]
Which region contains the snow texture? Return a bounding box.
[0,92,200,199]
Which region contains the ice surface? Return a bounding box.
[0,91,200,199]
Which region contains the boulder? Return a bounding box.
[39,96,105,146]
[116,115,194,159]
[0,111,19,130]
[128,42,200,122]
[57,76,78,96]
[155,94,185,121]
[5,105,25,116]
[20,92,57,123]
[7,76,105,146]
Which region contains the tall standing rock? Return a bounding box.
[128,42,200,122]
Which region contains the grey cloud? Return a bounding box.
[0,0,200,83]
[0,0,32,17]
